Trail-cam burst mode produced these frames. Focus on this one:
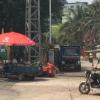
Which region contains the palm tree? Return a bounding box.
[59,2,100,48]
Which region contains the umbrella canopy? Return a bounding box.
[0,32,36,46]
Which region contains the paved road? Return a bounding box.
[0,75,100,100]
[0,60,100,100]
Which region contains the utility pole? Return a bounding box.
[49,0,52,44]
[38,0,42,63]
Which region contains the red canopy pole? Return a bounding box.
[9,46,13,63]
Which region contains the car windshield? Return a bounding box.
[62,48,80,56]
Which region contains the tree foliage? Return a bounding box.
[0,0,63,33]
[0,0,25,33]
[60,2,100,48]
[40,0,63,33]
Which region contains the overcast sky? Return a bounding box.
[67,0,93,4]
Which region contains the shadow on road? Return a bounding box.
[34,77,50,82]
[56,69,85,77]
[93,93,100,96]
[3,77,49,83]
[90,93,100,96]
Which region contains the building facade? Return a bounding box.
[62,2,88,23]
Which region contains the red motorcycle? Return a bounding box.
[42,62,56,77]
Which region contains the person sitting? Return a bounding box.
[12,58,17,64]
[0,57,4,77]
[89,52,93,63]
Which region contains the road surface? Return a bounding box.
[0,60,100,100]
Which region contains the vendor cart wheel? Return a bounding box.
[26,75,35,80]
[18,74,25,81]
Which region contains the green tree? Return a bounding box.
[59,2,100,48]
[0,0,63,34]
[40,0,63,33]
[0,0,25,33]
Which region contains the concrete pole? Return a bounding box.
[38,0,42,64]
[49,0,52,44]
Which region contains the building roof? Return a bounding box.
[66,2,88,4]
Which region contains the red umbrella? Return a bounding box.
[0,32,36,62]
[0,32,36,46]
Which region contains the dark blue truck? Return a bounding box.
[59,46,81,71]
[4,63,41,80]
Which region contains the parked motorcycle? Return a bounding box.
[79,69,100,94]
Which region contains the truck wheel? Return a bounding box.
[18,74,25,81]
[27,75,35,80]
[76,65,81,72]
[31,75,35,80]
[32,75,35,80]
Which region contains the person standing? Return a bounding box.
[89,52,93,63]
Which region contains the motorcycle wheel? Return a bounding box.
[79,82,90,94]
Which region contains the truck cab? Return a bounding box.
[60,46,81,71]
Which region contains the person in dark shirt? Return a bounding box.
[0,57,4,76]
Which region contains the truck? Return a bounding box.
[59,46,81,71]
[3,63,41,81]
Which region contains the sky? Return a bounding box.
[67,0,93,4]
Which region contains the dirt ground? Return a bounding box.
[0,60,100,100]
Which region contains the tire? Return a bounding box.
[18,74,25,81]
[79,82,90,94]
[75,65,81,72]
[27,75,35,80]
[48,69,56,77]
